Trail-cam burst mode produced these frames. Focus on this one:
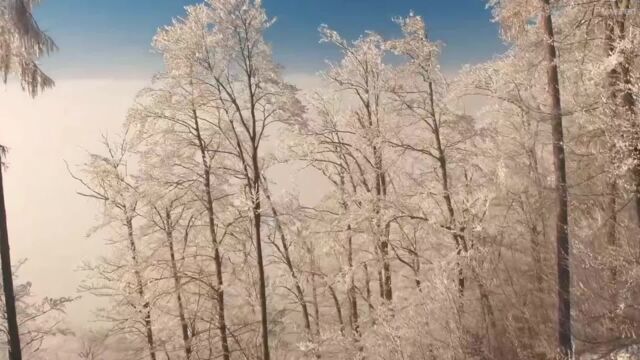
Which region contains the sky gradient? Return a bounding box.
[34,0,505,78]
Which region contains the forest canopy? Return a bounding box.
[3,0,640,359]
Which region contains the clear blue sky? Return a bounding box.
[34,0,505,78]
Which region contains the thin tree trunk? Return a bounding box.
[363,263,374,319]
[192,108,231,360]
[606,180,618,293]
[527,141,546,299]
[338,176,361,338]
[373,149,392,303]
[377,267,384,300]
[471,266,500,358]
[164,209,192,359]
[0,153,22,360]
[346,224,360,337]
[125,216,157,360]
[540,1,572,356]
[252,150,270,360]
[604,15,619,287]
[427,80,467,297]
[261,181,312,335]
[311,273,321,337]
[328,285,344,336]
[311,272,322,359]
[244,59,271,360]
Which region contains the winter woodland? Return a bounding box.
[3,0,640,359]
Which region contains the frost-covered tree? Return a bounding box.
[151,2,303,359]
[70,135,159,360]
[0,0,56,96]
[0,263,74,360]
[0,2,56,359]
[484,0,573,356]
[319,24,396,306]
[74,1,640,359]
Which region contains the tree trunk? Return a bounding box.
[363,263,374,319]
[164,209,192,359]
[373,148,392,303]
[193,108,230,360]
[346,224,360,337]
[525,122,547,301]
[0,153,22,360]
[428,80,467,297]
[311,273,321,338]
[125,216,157,360]
[604,14,619,288]
[540,1,572,356]
[252,150,270,360]
[311,272,322,359]
[261,181,312,335]
[328,285,344,336]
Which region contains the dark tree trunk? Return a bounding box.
[606,180,618,287]
[346,224,360,337]
[0,153,22,360]
[261,182,312,336]
[252,150,270,360]
[363,263,374,319]
[373,149,392,303]
[311,273,321,337]
[328,285,344,336]
[311,272,322,359]
[377,267,384,300]
[427,80,467,297]
[540,1,572,356]
[125,217,157,360]
[164,210,192,359]
[193,109,230,360]
[604,14,619,287]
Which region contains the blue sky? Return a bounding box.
[34,0,505,78]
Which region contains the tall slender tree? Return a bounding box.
[538,1,572,356]
[153,3,303,358]
[70,137,158,360]
[0,2,56,359]
[0,150,21,360]
[319,25,394,303]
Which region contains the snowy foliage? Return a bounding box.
[63,0,640,359]
[0,0,55,96]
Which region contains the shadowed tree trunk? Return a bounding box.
[346,224,360,337]
[0,151,22,360]
[0,1,57,357]
[328,285,344,336]
[425,80,468,297]
[252,148,270,360]
[192,108,230,360]
[363,263,374,320]
[540,0,572,356]
[373,142,392,303]
[163,209,192,359]
[604,9,619,288]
